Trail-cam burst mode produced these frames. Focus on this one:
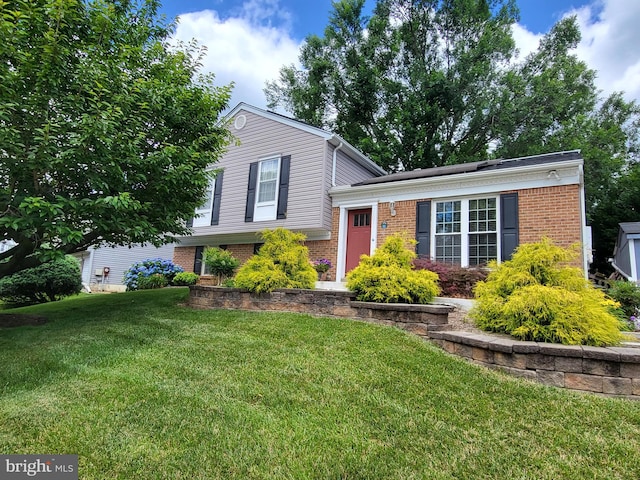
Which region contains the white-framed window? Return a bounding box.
[435,200,462,264]
[434,197,498,266]
[254,157,280,221]
[193,174,216,228]
[468,198,498,266]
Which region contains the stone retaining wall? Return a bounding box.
[189,286,453,337]
[429,331,640,398]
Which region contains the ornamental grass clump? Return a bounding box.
[346,234,440,303]
[234,228,317,293]
[471,238,625,346]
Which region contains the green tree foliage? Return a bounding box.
[0,0,232,279]
[346,234,440,303]
[266,1,640,267]
[203,247,239,285]
[0,256,82,305]
[234,228,317,293]
[471,238,625,346]
[267,0,519,172]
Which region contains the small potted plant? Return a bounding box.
[312,258,332,281]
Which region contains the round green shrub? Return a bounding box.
[471,238,625,346]
[137,273,168,290]
[203,247,239,284]
[346,234,440,303]
[172,272,199,286]
[234,228,317,293]
[607,280,640,319]
[0,255,82,306]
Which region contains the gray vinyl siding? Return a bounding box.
[85,243,176,287]
[618,240,631,278]
[334,147,380,186]
[192,111,329,236]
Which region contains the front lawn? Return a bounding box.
[0,289,639,479]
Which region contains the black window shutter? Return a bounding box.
[500,193,519,261]
[210,171,224,226]
[244,162,258,222]
[186,217,193,228]
[415,201,431,258]
[277,155,291,220]
[194,246,204,274]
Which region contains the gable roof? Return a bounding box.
[226,103,386,176]
[353,150,583,186]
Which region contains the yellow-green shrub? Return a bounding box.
[346,234,440,303]
[471,238,624,346]
[234,228,317,293]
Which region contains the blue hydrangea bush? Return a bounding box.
[123,258,184,291]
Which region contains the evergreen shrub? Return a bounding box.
[0,256,82,305]
[234,228,317,293]
[172,272,199,286]
[346,234,440,303]
[471,238,625,346]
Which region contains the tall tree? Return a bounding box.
[0,0,232,278]
[266,0,519,171]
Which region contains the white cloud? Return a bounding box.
[511,23,542,61]
[172,2,302,110]
[513,0,640,104]
[568,0,640,103]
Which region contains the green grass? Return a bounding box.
[0,289,639,479]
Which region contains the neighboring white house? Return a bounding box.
[73,243,176,292]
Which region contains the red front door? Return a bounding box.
[345,208,372,273]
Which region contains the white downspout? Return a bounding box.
[578,163,590,278]
[331,142,344,187]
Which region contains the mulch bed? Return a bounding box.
[0,314,48,328]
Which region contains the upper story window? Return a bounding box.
[189,171,223,228]
[193,175,216,228]
[255,158,280,220]
[245,155,290,223]
[434,197,498,266]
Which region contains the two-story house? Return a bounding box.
[172,103,386,278]
[174,103,591,281]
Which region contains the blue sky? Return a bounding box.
[159,0,640,110]
[160,0,592,38]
